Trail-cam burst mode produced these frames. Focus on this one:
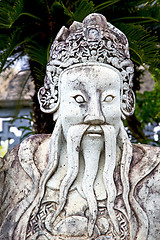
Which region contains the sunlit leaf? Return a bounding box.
[0,140,9,158]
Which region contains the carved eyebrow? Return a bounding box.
[72,79,85,88]
[102,89,118,96]
[71,79,89,98]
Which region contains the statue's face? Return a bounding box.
[59,64,122,140]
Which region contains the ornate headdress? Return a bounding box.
[38,13,135,116]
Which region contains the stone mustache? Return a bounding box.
[0,13,160,240]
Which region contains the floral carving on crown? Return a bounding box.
[38,13,135,116]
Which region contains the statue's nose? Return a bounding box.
[84,100,105,125]
[84,114,105,125]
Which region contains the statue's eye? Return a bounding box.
[73,95,86,103]
[103,95,114,102]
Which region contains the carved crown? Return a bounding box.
[38,13,135,116]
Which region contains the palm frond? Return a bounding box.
[0,28,36,72]
[33,66,46,86]
[112,16,159,24]
[58,0,74,19]
[94,0,120,12]
[0,0,41,29]
[0,1,13,27]
[19,12,42,21]
[0,29,23,71]
[8,0,23,28]
[115,23,159,82]
[73,0,94,22]
[0,0,23,28]
[59,0,94,22]
[0,33,10,50]
[25,43,48,67]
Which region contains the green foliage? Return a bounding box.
[115,23,159,82]
[8,0,24,28]
[53,0,94,22]
[0,1,13,28]
[57,0,122,22]
[94,0,121,12]
[135,82,160,128]
[0,27,32,71]
[26,43,48,68]
[0,0,40,28]
[71,0,94,22]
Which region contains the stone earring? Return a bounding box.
[121,89,135,117]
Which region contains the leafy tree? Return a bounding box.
[0,0,159,144]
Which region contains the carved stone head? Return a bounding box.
[38,13,135,122]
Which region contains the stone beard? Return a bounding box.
[44,120,132,239]
[26,64,134,240]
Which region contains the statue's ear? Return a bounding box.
[38,86,59,114]
[121,89,135,118]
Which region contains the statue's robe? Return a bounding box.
[0,134,160,240]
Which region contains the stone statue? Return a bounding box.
[0,13,160,240]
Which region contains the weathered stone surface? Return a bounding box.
[0,13,160,240]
